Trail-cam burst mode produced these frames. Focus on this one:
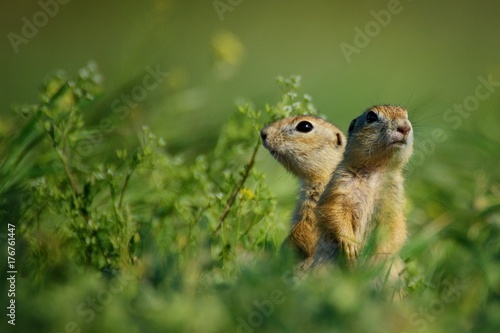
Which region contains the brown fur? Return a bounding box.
[315,105,413,271]
[260,115,346,263]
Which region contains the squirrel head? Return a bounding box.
[261,115,346,184]
[345,105,414,170]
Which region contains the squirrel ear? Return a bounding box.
[348,118,356,134]
[336,133,343,146]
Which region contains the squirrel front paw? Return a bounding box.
[339,238,359,260]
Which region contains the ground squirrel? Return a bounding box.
[260,115,346,263]
[315,105,413,269]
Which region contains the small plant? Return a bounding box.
[5,65,321,285]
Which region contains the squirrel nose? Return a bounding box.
[260,129,268,141]
[397,123,411,136]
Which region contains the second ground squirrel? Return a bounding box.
[315,105,413,270]
[260,115,346,263]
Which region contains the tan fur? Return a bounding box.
[315,105,413,270]
[260,116,346,262]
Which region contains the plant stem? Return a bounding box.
[214,139,260,234]
[57,148,80,196]
[118,170,133,209]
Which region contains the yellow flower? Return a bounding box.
[240,187,255,200]
[212,30,245,66]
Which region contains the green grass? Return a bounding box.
[0,65,498,333]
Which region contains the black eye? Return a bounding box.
[348,119,356,133]
[366,111,379,123]
[296,121,313,133]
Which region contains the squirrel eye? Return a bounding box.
[366,111,379,123]
[296,121,314,133]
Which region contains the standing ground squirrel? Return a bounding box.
[260,116,346,263]
[315,105,413,268]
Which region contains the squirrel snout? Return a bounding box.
[396,122,411,136]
